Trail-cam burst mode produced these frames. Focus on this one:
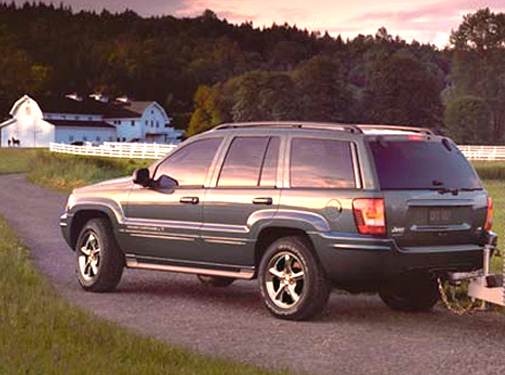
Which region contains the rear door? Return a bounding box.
[201,135,282,266]
[367,136,488,247]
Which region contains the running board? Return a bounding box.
[126,256,255,280]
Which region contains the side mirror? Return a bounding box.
[133,168,151,187]
[155,175,179,189]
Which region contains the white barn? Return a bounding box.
[0,95,183,148]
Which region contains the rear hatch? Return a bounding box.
[367,135,488,248]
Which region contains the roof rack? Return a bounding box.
[356,124,434,135]
[213,121,363,133]
[212,122,435,136]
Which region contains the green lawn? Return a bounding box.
[0,215,283,374]
[0,148,38,174]
[26,150,150,192]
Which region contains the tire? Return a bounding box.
[258,236,330,321]
[379,272,439,312]
[197,275,235,287]
[75,217,124,292]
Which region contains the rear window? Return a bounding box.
[368,139,482,190]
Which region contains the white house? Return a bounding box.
[0,94,183,148]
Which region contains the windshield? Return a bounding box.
[368,139,482,190]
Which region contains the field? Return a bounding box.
[0,148,282,374]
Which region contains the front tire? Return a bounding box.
[75,218,124,292]
[258,236,330,321]
[379,272,439,312]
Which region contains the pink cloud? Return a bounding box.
[172,0,505,47]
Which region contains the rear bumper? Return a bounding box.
[310,232,484,284]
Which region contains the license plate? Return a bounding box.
[428,208,452,224]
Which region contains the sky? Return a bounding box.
[16,0,505,47]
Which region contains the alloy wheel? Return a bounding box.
[265,251,306,309]
[78,231,101,281]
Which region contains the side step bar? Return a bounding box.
[126,255,255,280]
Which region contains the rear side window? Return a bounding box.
[368,139,482,190]
[218,136,280,187]
[290,138,356,188]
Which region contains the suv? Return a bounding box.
[60,122,493,320]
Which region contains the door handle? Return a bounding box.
[253,197,273,205]
[180,196,199,204]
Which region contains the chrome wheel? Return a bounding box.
[265,251,306,309]
[78,231,101,281]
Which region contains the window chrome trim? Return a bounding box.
[350,142,363,189]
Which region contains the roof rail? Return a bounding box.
[213,121,363,134]
[356,124,434,135]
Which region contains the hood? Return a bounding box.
[73,176,133,194]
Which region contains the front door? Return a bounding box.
[124,136,223,262]
[202,135,282,266]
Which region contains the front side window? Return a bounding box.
[290,138,355,188]
[155,137,222,187]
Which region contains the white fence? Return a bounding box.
[49,142,178,160]
[458,145,505,161]
[48,142,505,161]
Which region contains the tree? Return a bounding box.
[449,8,505,141]
[450,8,505,52]
[444,95,493,144]
[364,52,443,128]
[230,71,299,122]
[292,56,351,122]
[187,85,223,136]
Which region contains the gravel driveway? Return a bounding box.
[0,174,504,375]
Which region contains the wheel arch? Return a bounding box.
[254,226,316,270]
[69,207,116,249]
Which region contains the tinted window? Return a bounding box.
[259,137,280,187]
[290,138,355,188]
[368,139,482,190]
[218,137,270,187]
[155,138,222,187]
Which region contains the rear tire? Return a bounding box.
[258,236,330,321]
[379,272,439,312]
[197,275,235,287]
[75,218,124,292]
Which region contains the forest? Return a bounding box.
[0,3,504,144]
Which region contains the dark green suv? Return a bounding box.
[60,122,493,320]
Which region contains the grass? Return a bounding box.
[0,148,38,174]
[472,161,505,181]
[26,150,150,192]
[0,215,283,375]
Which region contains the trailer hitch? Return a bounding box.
[439,231,503,314]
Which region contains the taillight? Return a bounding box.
[352,198,386,235]
[484,197,493,231]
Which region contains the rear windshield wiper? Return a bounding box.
[430,181,459,195]
[429,187,460,195]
